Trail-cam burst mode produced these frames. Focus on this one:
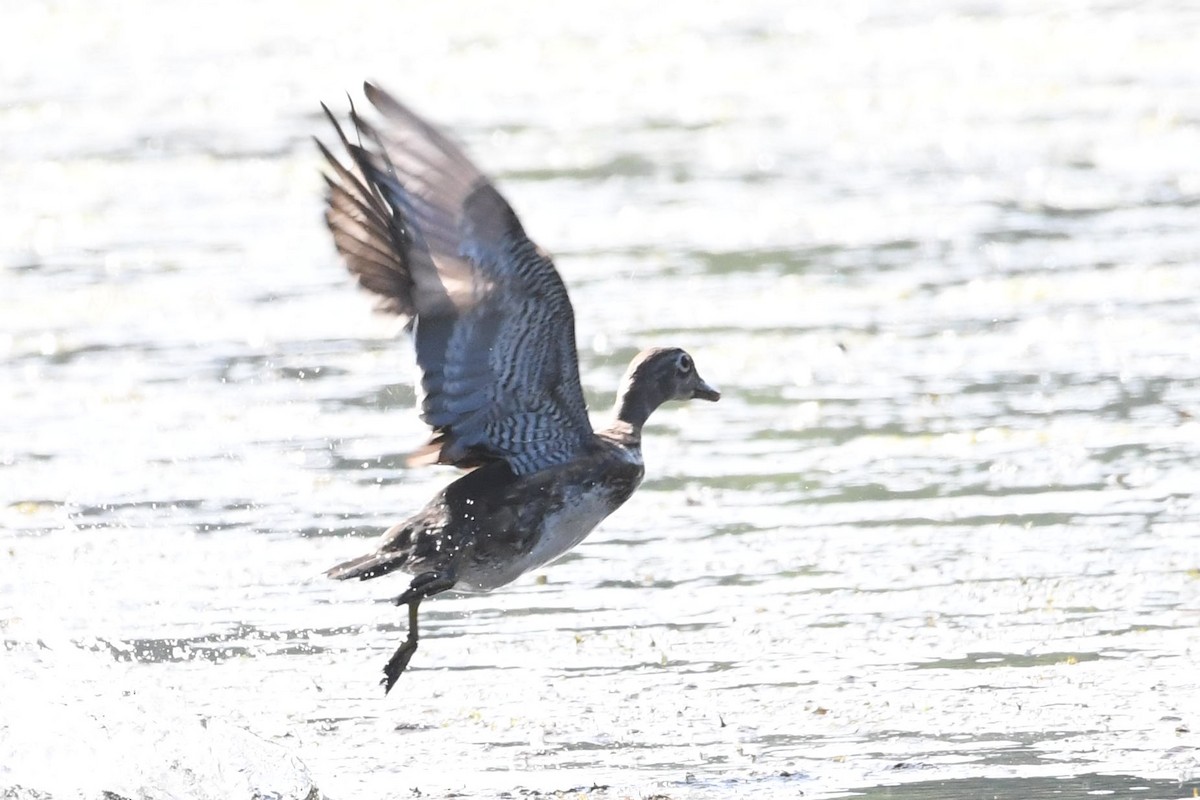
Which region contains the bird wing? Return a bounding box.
[317,83,593,475]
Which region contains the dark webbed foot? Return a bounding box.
[381,604,420,692]
[381,570,456,694]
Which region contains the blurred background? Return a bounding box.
[2,1,1198,798]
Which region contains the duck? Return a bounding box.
[317,83,719,694]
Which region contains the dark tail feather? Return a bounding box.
[325,551,406,581]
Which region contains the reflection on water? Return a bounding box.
[3,0,1200,798]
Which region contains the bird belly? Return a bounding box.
[456,484,618,592]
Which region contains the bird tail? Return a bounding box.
[325,551,406,581]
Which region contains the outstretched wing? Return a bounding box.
[317,83,593,475]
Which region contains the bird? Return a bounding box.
[316,83,720,694]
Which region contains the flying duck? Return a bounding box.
[317,83,719,694]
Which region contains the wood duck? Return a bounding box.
[317,83,719,694]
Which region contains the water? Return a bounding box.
[2,0,1199,797]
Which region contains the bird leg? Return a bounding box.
[382,570,456,694]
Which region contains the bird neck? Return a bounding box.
[612,383,660,434]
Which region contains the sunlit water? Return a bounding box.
[3,1,1199,798]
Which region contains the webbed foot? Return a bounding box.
[379,570,456,694]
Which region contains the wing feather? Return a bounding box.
[318,83,593,474]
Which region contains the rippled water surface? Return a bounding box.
[3,1,1199,798]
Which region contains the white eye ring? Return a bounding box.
[676,353,693,373]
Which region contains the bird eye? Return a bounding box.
[676,353,693,374]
